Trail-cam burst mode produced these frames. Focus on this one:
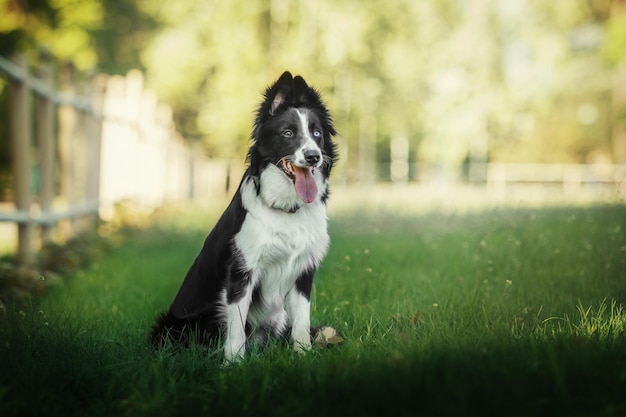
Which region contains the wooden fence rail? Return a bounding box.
[0,52,228,264]
[486,162,626,195]
[4,52,624,265]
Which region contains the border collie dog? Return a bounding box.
[151,71,337,363]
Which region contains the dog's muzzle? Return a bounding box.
[281,159,318,204]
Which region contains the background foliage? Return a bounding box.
[2,0,626,181]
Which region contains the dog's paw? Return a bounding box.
[293,337,313,354]
[221,354,244,368]
[222,344,246,366]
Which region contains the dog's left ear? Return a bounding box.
[268,71,294,115]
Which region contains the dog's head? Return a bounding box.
[248,72,337,205]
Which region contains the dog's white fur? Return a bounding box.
[150,72,336,364]
[222,115,329,362]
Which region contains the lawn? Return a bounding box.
[1,191,625,417]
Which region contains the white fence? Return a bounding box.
[486,162,626,195]
[0,52,228,263]
[3,52,624,263]
[382,161,626,196]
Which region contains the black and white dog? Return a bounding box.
[151,71,337,363]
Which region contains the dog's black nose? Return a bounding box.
[304,150,321,165]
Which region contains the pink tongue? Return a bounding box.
[293,166,318,204]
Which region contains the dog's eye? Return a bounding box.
[313,129,322,138]
[282,129,294,138]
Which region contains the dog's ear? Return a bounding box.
[293,74,337,139]
[271,91,285,115]
[293,76,310,105]
[268,71,294,115]
[293,75,327,112]
[253,71,294,142]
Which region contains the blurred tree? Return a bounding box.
[1,0,58,58]
[586,0,623,68]
[140,1,270,158]
[1,0,102,68]
[2,0,624,188]
[90,0,159,74]
[0,0,158,198]
[486,0,615,164]
[602,0,626,162]
[0,0,158,71]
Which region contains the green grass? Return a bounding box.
[1,201,625,417]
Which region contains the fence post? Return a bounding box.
[58,61,77,237]
[85,73,106,216]
[37,48,55,243]
[9,54,33,264]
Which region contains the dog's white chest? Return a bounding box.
[235,178,329,290]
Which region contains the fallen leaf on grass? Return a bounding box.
[313,326,344,348]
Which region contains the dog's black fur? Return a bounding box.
[150,72,336,362]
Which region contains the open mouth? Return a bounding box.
[281,159,318,204]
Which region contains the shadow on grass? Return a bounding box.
[1,203,625,417]
[1,307,625,417]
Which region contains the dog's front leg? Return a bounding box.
[286,285,312,353]
[223,287,252,364]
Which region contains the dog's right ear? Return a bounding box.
[268,71,294,115]
[253,71,295,142]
